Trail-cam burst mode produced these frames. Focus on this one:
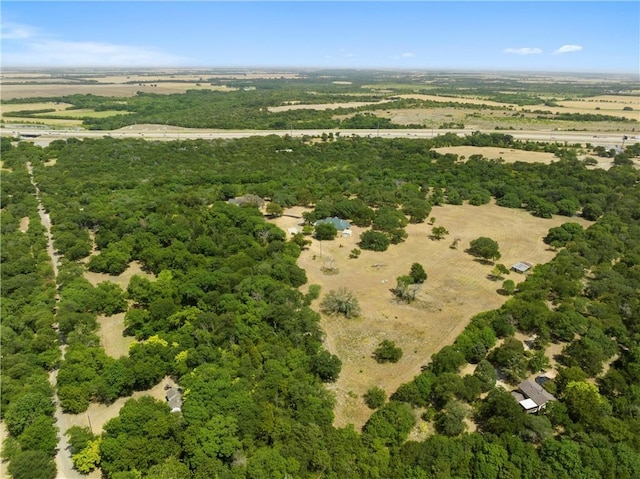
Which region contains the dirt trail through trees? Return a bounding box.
[26,162,85,479]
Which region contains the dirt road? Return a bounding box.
[26,162,84,479]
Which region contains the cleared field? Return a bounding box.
[1,102,73,113]
[272,203,592,429]
[62,376,178,435]
[84,260,154,289]
[1,117,83,127]
[398,93,514,108]
[34,108,128,118]
[84,261,155,359]
[268,100,392,112]
[433,146,558,164]
[548,95,640,121]
[97,313,135,359]
[0,82,233,99]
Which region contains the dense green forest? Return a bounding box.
[1,138,60,478]
[2,131,640,478]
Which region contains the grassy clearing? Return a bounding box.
[1,117,83,127]
[0,82,233,99]
[62,376,178,435]
[34,108,130,118]
[273,203,592,429]
[433,146,558,164]
[1,102,74,113]
[268,100,392,112]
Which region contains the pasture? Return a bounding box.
[271,203,592,428]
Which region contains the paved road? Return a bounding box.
[3,126,638,148]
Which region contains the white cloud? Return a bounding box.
[1,22,191,67]
[390,52,416,60]
[503,47,543,55]
[553,44,583,55]
[3,40,191,67]
[1,22,38,40]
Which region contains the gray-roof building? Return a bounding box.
[511,261,533,274]
[515,379,556,413]
[166,387,183,413]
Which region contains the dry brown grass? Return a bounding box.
[274,203,591,429]
[1,102,73,113]
[433,146,557,164]
[268,100,391,112]
[19,216,29,233]
[84,260,154,289]
[398,93,512,108]
[0,83,233,100]
[62,376,178,435]
[97,313,135,359]
[84,261,155,359]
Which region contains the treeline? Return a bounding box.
[2,132,639,478]
[537,112,636,122]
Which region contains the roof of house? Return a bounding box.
[518,379,556,407]
[519,398,538,411]
[315,216,351,231]
[166,387,183,412]
[511,261,533,273]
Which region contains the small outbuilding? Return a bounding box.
[511,261,533,274]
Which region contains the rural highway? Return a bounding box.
[2,126,638,148]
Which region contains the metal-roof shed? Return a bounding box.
[511,261,533,273]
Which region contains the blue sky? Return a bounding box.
[1,1,638,73]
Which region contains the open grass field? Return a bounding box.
[0,82,234,99]
[0,69,300,99]
[270,203,592,428]
[62,376,178,436]
[84,261,155,358]
[433,146,558,164]
[268,100,392,112]
[1,101,74,113]
[433,145,620,170]
[33,108,128,118]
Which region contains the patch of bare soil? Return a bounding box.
[291,202,591,429]
[84,260,154,289]
[19,216,30,233]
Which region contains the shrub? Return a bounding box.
[363,387,387,409]
[373,340,403,363]
[320,288,361,318]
